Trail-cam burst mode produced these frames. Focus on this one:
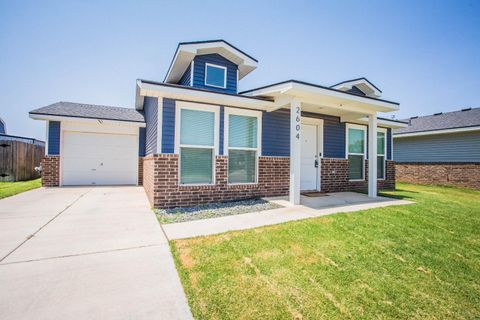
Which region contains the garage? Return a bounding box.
[29,101,146,187]
[62,131,139,185]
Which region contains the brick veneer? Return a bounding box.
[138,157,143,186]
[396,162,480,190]
[41,156,60,187]
[321,158,395,193]
[142,154,290,208]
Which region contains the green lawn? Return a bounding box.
[171,183,480,319]
[0,179,41,200]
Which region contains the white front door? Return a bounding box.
[301,124,318,190]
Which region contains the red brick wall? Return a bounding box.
[321,158,395,193]
[138,157,143,186]
[396,162,480,190]
[40,156,60,187]
[142,154,289,209]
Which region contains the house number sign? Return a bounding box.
[295,106,301,140]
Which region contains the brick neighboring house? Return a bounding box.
[394,108,480,189]
[29,40,406,208]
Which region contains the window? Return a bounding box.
[346,125,366,180]
[377,129,386,179]
[176,103,219,185]
[225,108,262,184]
[205,63,227,88]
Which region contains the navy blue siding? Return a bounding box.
[262,109,290,156]
[192,54,238,94]
[143,97,158,155]
[302,112,346,158]
[387,128,392,160]
[139,127,146,156]
[178,64,191,86]
[219,106,225,155]
[48,121,61,155]
[162,98,176,153]
[0,120,5,134]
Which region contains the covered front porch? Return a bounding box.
[242,80,405,205]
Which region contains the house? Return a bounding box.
[0,117,6,134]
[394,107,480,189]
[29,40,406,208]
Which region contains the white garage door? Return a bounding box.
[62,131,138,185]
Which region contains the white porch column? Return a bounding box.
[289,98,301,205]
[368,113,378,197]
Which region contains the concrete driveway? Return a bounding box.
[0,187,192,320]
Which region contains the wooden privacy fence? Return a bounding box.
[0,135,45,182]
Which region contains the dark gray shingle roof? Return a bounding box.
[394,107,480,135]
[30,102,145,123]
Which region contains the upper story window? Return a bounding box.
[346,124,366,181]
[175,102,219,185]
[224,108,262,184]
[205,63,227,88]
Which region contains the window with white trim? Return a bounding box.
[177,103,219,185]
[347,125,366,180]
[205,63,227,88]
[225,108,262,184]
[377,129,386,179]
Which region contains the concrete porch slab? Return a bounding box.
[162,193,413,240]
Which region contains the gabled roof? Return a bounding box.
[164,40,258,84]
[29,102,145,123]
[331,77,382,98]
[394,107,480,135]
[240,79,398,106]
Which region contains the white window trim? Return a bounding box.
[346,123,367,181]
[175,101,220,186]
[224,107,262,185]
[377,127,387,180]
[204,63,227,89]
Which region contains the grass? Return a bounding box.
[171,183,480,319]
[0,179,41,199]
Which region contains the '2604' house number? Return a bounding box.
[295,106,301,139]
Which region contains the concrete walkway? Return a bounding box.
[163,193,413,240]
[0,187,192,320]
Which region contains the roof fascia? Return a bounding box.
[394,125,480,138]
[29,113,146,127]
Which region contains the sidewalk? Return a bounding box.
[162,194,413,240]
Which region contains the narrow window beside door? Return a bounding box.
[377,129,386,179]
[347,125,366,180]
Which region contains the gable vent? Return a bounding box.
[461,107,472,112]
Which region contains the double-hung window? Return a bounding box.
[205,63,227,88]
[377,129,386,179]
[225,108,262,184]
[347,124,366,180]
[176,102,219,185]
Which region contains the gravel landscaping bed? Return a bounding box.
[155,198,283,224]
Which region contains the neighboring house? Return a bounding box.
[394,107,480,189]
[0,117,6,134]
[29,40,406,208]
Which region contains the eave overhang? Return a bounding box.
[241,80,400,114]
[136,80,274,111]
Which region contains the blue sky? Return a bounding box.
[1,0,479,140]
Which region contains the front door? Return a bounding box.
[300,124,318,190]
